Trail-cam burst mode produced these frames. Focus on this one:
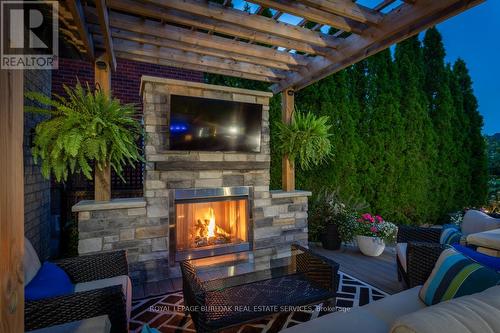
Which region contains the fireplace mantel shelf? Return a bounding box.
[270,190,312,199]
[72,197,146,212]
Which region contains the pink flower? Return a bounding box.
[357,218,363,223]
[376,215,383,223]
[362,213,372,221]
[370,226,378,233]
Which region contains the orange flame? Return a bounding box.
[206,207,216,239]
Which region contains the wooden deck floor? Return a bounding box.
[134,244,405,299]
[310,244,405,295]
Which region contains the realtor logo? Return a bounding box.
[1,1,58,69]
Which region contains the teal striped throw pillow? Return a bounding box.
[419,247,500,306]
[440,225,462,245]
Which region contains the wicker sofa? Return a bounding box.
[24,238,131,333]
[281,285,500,333]
[396,210,500,287]
[281,246,500,333]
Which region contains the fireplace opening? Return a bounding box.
[171,187,252,262]
[176,199,248,251]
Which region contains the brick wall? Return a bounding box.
[52,57,204,107]
[24,69,52,260]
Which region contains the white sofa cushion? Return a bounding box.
[24,237,41,286]
[281,306,388,333]
[361,286,425,326]
[467,229,500,251]
[461,210,500,236]
[75,275,132,322]
[390,285,500,333]
[396,243,408,272]
[281,287,425,333]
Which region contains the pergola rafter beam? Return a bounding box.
[249,0,368,33]
[374,0,398,12]
[66,0,94,59]
[271,0,485,93]
[299,0,384,24]
[95,0,116,70]
[114,51,280,82]
[106,0,336,56]
[113,39,289,80]
[90,25,301,71]
[140,0,340,48]
[95,10,312,67]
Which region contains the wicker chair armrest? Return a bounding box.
[397,225,442,244]
[406,242,446,288]
[292,244,340,292]
[53,251,128,283]
[179,260,207,306]
[25,285,127,333]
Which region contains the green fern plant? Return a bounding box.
[276,110,333,170]
[25,82,143,183]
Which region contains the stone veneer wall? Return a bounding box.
[141,77,310,271]
[75,78,311,292]
[73,198,169,284]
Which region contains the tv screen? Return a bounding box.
[169,95,262,152]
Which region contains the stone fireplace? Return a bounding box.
[170,186,252,262]
[74,77,311,295]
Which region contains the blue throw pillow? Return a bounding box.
[25,262,74,301]
[453,244,500,271]
[419,247,500,306]
[440,224,462,245]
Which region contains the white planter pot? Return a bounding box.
[356,235,385,257]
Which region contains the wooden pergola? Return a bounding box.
[0,0,484,331]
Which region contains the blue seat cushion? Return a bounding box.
[453,244,500,271]
[440,224,462,245]
[25,262,74,301]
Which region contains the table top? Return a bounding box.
[184,245,338,292]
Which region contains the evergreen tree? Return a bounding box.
[448,63,472,207]
[363,49,404,221]
[453,59,489,205]
[295,70,360,198]
[423,27,458,216]
[394,36,436,224]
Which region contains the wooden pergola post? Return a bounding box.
[282,88,295,192]
[0,69,24,332]
[94,58,112,201]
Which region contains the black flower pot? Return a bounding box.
[321,224,342,250]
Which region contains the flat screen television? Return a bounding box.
[169,95,262,152]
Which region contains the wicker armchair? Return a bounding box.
[25,251,130,333]
[180,244,339,333]
[396,226,443,287]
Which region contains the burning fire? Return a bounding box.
[206,208,216,238]
[193,207,231,247]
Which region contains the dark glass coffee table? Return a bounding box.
[180,244,339,333]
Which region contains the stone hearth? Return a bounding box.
[74,78,311,295]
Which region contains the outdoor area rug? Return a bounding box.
[129,272,388,333]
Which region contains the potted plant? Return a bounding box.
[355,213,397,256]
[309,189,358,250]
[276,110,333,182]
[25,82,143,199]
